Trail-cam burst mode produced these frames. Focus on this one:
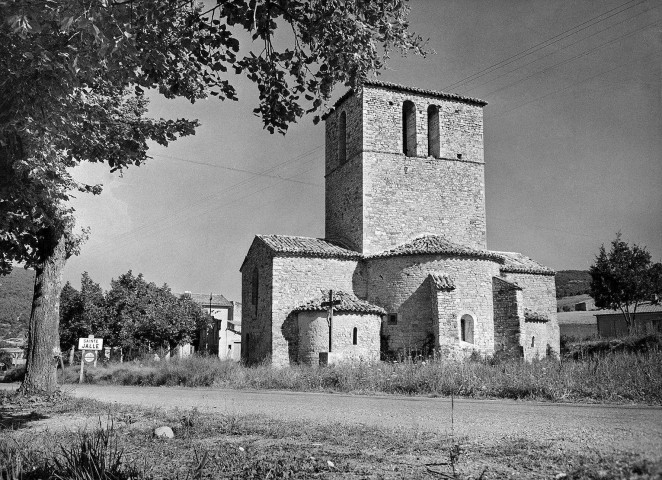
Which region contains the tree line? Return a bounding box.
[59,271,211,363]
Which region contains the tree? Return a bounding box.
[1,0,427,393]
[59,273,107,364]
[589,233,662,334]
[104,271,208,360]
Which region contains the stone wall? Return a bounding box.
[240,241,274,365]
[324,84,487,255]
[492,277,524,354]
[365,255,501,356]
[362,151,486,254]
[501,272,559,359]
[429,279,458,355]
[271,256,360,366]
[297,311,380,365]
[325,92,364,251]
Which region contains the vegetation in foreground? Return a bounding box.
[17,334,653,405]
[1,394,660,480]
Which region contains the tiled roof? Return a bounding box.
[495,251,555,276]
[324,80,487,120]
[292,290,386,316]
[257,235,361,259]
[368,235,504,261]
[493,276,522,290]
[183,293,233,307]
[524,309,550,323]
[428,273,455,290]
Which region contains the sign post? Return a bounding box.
[78,335,104,383]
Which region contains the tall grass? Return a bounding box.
[63,335,662,404]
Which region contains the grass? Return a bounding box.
[48,334,662,405]
[0,393,660,479]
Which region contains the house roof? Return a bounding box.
[495,251,556,276]
[594,302,662,317]
[184,293,233,307]
[292,290,386,316]
[368,235,504,261]
[257,235,362,259]
[428,273,455,291]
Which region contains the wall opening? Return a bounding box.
[402,101,417,157]
[251,268,259,313]
[460,314,474,344]
[427,105,440,158]
[338,111,347,165]
[531,336,535,348]
[352,327,358,345]
[388,313,398,325]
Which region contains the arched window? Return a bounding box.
[402,101,417,157]
[338,111,347,165]
[531,336,535,348]
[427,105,440,158]
[352,327,358,345]
[460,314,474,344]
[251,268,259,312]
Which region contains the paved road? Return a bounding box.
[45,384,660,459]
[3,383,660,458]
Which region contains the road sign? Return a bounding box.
[78,337,103,350]
[83,351,96,364]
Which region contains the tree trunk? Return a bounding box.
[19,233,67,395]
[69,346,75,365]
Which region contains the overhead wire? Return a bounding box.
[456,3,658,95]
[443,0,648,92]
[480,18,660,100]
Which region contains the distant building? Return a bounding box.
[187,293,242,361]
[595,302,662,337]
[574,299,595,311]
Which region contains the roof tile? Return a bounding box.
[292,290,386,315]
[258,235,361,260]
[368,235,504,261]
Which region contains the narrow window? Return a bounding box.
[338,111,347,165]
[460,314,474,344]
[352,327,358,345]
[531,336,535,348]
[251,268,259,312]
[402,101,417,157]
[427,105,440,158]
[388,313,398,325]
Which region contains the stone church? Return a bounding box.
[240,81,559,366]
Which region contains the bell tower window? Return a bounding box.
[427,105,440,158]
[402,101,417,157]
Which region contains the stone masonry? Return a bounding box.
[240,81,559,366]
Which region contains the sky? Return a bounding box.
[63,0,662,302]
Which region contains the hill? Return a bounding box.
[0,268,35,337]
[555,270,591,299]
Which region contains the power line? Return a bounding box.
[457,4,658,95]
[481,19,659,101]
[153,152,322,187]
[443,0,648,92]
[485,48,659,120]
[82,145,324,252]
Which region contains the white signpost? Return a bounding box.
[78,335,103,383]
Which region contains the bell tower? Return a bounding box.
[324,81,488,255]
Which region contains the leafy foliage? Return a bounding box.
[0,268,34,337]
[555,270,591,299]
[59,273,108,352]
[0,0,428,275]
[589,233,662,333]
